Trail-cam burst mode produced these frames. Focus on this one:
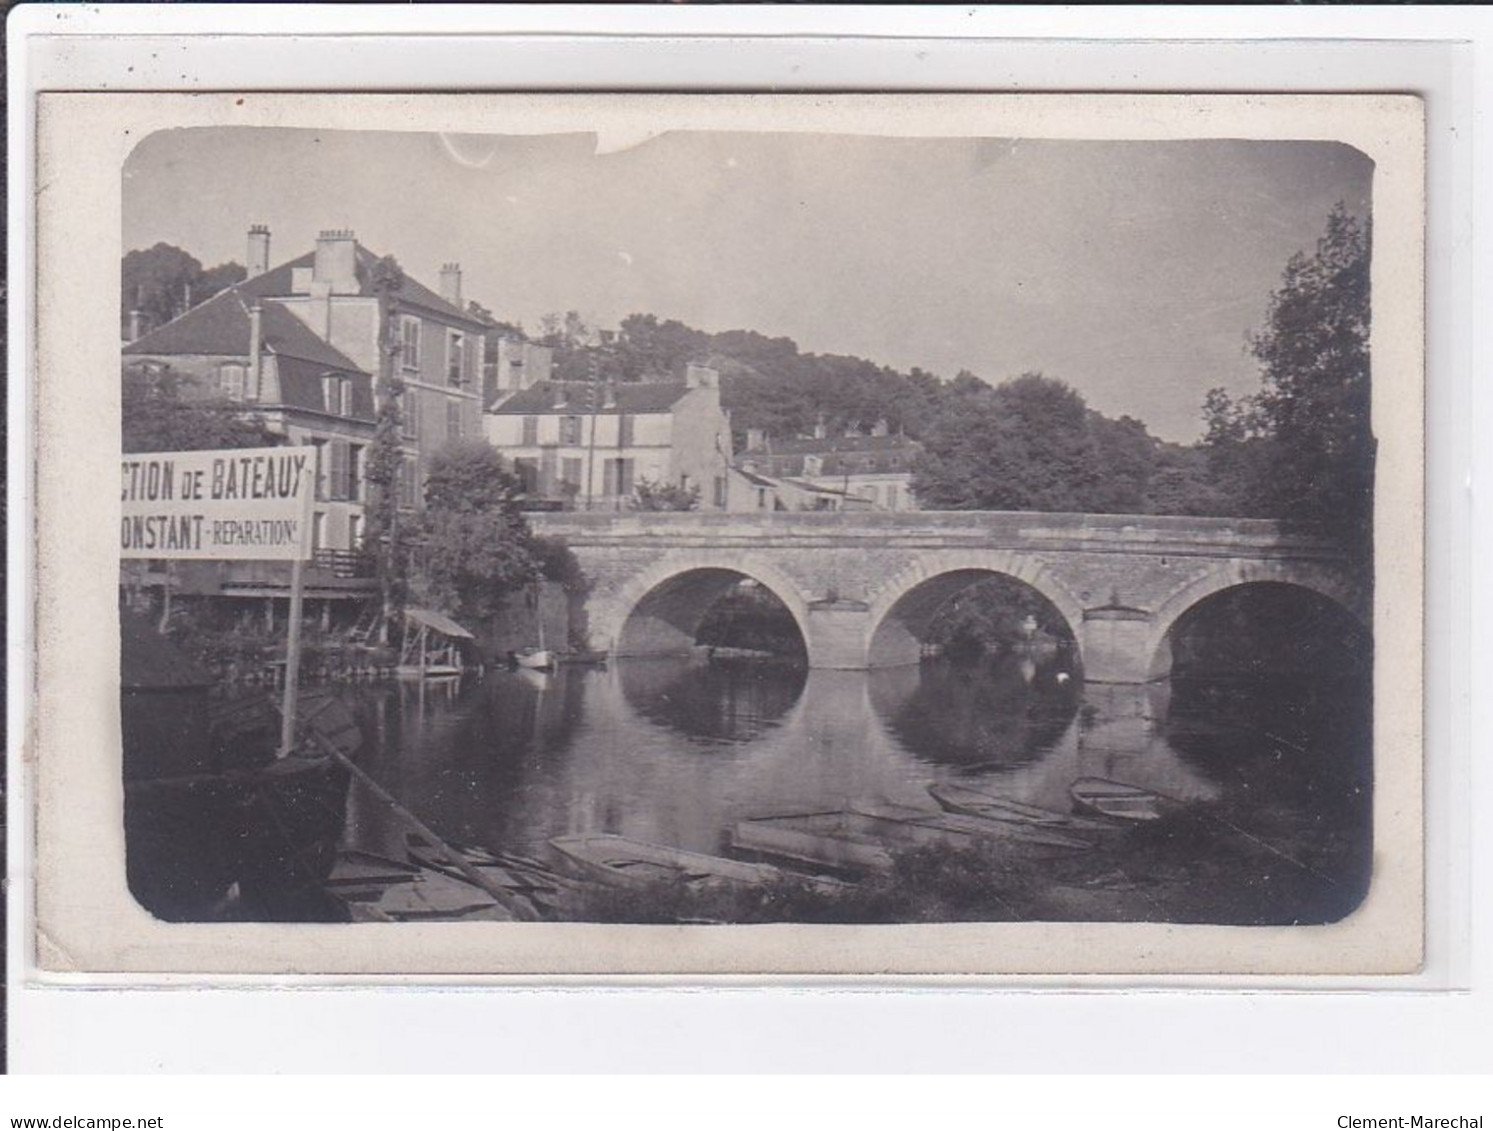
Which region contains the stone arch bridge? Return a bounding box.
[529,511,1367,684]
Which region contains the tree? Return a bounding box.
[417,440,542,621]
[122,243,245,335]
[1246,204,1373,544]
[633,478,700,512]
[122,363,278,453]
[913,373,1134,513]
[363,256,412,637]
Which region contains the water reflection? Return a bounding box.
[869,653,1079,769]
[318,649,1372,924]
[619,656,806,744]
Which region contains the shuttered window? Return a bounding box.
[521,416,539,446]
[327,439,351,501]
[218,364,246,402]
[447,401,463,441]
[403,390,421,440]
[400,316,422,370]
[560,415,583,445]
[617,413,634,448]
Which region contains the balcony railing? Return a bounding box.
[313,548,373,578]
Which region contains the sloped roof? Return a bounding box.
[239,244,483,327]
[490,380,693,416]
[748,434,921,456]
[404,607,475,640]
[124,289,367,375]
[277,355,377,423]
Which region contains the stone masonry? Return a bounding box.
[529,511,1366,684]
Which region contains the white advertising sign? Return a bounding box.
[120,445,315,560]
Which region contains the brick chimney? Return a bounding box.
[439,263,462,309]
[313,229,359,294]
[246,224,271,278]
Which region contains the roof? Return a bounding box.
[124,288,368,375]
[403,607,475,640]
[489,380,693,416]
[239,244,484,327]
[746,434,921,456]
[276,355,376,422]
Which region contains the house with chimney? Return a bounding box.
[730,423,923,512]
[232,227,492,507]
[122,225,493,612]
[485,365,735,511]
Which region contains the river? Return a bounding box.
[332,651,1372,925]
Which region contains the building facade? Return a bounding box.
[732,429,922,512]
[225,229,490,513]
[123,287,377,557]
[485,365,735,511]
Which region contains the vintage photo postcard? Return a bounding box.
[30,92,1423,977]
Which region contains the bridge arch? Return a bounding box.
[594,552,814,662]
[1145,559,1368,681]
[864,550,1086,669]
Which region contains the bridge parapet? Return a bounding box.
[530,511,1366,680]
[529,510,1350,562]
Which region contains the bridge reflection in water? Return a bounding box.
[337,641,1372,925]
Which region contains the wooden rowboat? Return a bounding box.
[1069,777,1172,822]
[928,783,1111,831]
[550,833,781,889]
[732,804,1091,875]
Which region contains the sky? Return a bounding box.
[123,127,1373,442]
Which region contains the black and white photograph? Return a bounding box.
[33,92,1425,975]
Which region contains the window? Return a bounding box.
[312,439,352,501]
[447,401,464,442]
[514,458,540,495]
[321,376,353,417]
[756,487,768,510]
[602,457,634,498]
[446,330,465,387]
[885,485,899,510]
[403,390,422,440]
[713,475,728,508]
[396,460,418,508]
[617,413,635,448]
[348,444,365,502]
[347,513,363,550]
[559,415,583,445]
[561,457,583,494]
[399,315,422,370]
[311,438,329,500]
[218,364,246,402]
[521,416,539,446]
[311,511,327,551]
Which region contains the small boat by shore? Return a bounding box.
[325,850,515,922]
[551,833,782,889]
[1070,778,1172,822]
[732,802,1090,875]
[928,783,1112,831]
[515,647,555,672]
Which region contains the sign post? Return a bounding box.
[121,445,317,757]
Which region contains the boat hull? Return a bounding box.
[1069,777,1169,822]
[551,833,781,889]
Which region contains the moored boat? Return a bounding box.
[550,833,781,889]
[928,782,1111,831]
[1069,777,1172,822]
[515,647,555,672]
[732,802,1090,876]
